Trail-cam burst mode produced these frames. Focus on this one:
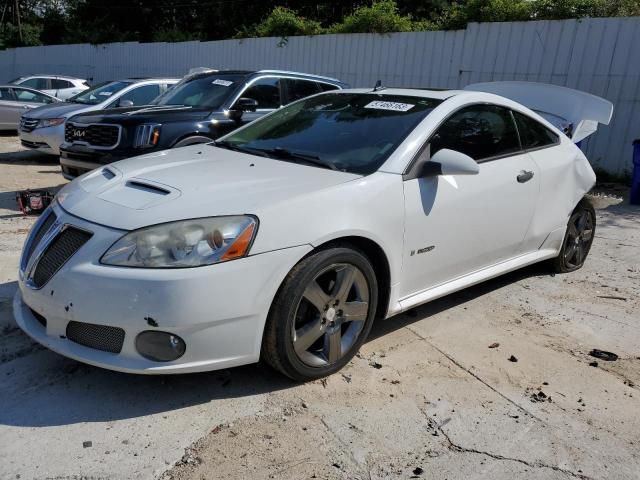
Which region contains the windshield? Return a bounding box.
[152,74,245,108]
[218,93,442,174]
[9,77,26,84]
[68,81,132,105]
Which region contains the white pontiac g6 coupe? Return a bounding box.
[14,82,613,381]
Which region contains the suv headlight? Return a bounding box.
[134,124,161,148]
[101,216,258,268]
[38,118,65,128]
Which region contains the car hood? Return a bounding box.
[57,144,361,231]
[23,102,87,119]
[69,106,213,125]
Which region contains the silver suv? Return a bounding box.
[19,78,178,156]
[10,75,90,100]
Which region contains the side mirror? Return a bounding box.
[233,97,258,113]
[420,148,479,177]
[119,99,134,108]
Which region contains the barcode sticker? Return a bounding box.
[365,100,415,112]
[212,79,233,87]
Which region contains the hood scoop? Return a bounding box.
[78,168,181,210]
[98,178,181,210]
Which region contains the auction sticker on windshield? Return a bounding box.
[365,100,415,112]
[212,79,234,87]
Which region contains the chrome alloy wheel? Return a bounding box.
[563,208,595,269]
[292,263,370,367]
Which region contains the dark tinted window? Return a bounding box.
[154,74,245,108]
[0,87,14,100]
[285,79,320,103]
[431,104,521,161]
[119,84,161,106]
[52,79,73,89]
[513,111,559,149]
[20,77,48,90]
[220,93,441,175]
[318,82,340,92]
[241,77,282,109]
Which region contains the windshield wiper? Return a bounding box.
[256,147,338,171]
[212,140,270,157]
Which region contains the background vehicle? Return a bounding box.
[9,75,90,100]
[0,85,60,131]
[59,70,348,179]
[18,78,178,155]
[14,83,612,381]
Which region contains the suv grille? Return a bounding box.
[20,117,39,132]
[24,211,57,267]
[66,321,125,354]
[65,123,120,148]
[32,227,92,288]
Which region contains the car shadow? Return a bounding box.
[1,204,635,428]
[0,262,554,429]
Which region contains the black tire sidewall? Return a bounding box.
[268,247,378,381]
[555,198,596,273]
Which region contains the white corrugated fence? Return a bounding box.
[1,16,639,175]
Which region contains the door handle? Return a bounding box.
[517,170,534,183]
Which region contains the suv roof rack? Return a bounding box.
[257,70,342,83]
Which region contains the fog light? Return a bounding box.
[135,331,186,362]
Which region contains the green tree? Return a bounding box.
[239,6,324,38]
[330,0,419,34]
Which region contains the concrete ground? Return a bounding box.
[0,132,638,480]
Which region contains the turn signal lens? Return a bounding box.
[221,222,256,261]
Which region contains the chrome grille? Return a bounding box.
[32,227,92,288]
[65,123,120,148]
[20,117,39,132]
[23,211,57,268]
[66,321,125,354]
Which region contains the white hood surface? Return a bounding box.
[58,145,361,231]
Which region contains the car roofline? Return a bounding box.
[256,70,343,83]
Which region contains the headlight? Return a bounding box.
[134,124,161,148]
[101,216,258,268]
[38,118,65,128]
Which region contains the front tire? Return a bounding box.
[262,246,378,381]
[552,198,596,273]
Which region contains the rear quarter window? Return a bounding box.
[513,111,559,150]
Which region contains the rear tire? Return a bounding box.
[262,246,378,381]
[552,198,596,273]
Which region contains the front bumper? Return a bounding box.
[59,143,128,179]
[19,125,63,155]
[15,203,310,374]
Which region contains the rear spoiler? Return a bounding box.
[464,81,613,143]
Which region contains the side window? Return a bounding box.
[20,77,49,90]
[317,82,340,92]
[512,111,559,149]
[13,88,53,104]
[241,77,282,109]
[119,84,161,106]
[0,87,15,101]
[285,79,320,103]
[431,104,521,162]
[52,79,73,89]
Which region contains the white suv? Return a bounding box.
[10,75,90,100]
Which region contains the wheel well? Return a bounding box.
[171,133,213,148]
[311,236,391,319]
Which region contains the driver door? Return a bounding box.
[234,76,283,125]
[400,104,540,299]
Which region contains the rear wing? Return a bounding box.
[464,81,613,143]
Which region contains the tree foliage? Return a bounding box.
[0,0,638,49]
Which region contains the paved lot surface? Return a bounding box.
[0,133,638,480]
